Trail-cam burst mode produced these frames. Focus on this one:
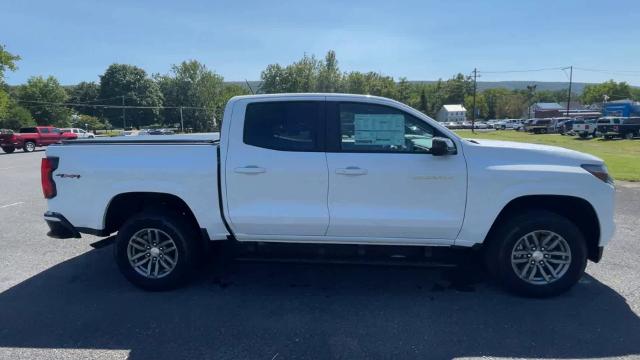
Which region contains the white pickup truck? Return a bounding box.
[42,94,615,297]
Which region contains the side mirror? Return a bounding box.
[431,137,455,156]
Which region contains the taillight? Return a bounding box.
[41,157,59,199]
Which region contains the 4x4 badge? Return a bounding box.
[55,174,81,179]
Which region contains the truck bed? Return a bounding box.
[46,133,228,240]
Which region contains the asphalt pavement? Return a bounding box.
[1,149,639,360]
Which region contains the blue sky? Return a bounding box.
[3,0,640,85]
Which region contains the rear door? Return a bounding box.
[38,127,55,145]
[224,98,329,238]
[324,100,467,243]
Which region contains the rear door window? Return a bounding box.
[243,101,323,152]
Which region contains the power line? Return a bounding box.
[478,66,567,74]
[573,67,640,77]
[72,95,130,104]
[574,67,640,74]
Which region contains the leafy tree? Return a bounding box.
[72,114,107,130]
[340,71,398,98]
[259,64,288,93]
[0,45,20,119]
[442,73,473,104]
[68,81,101,117]
[464,93,488,119]
[156,60,226,132]
[215,84,249,128]
[0,103,35,130]
[99,64,163,129]
[317,50,341,92]
[17,76,71,126]
[0,90,8,121]
[260,54,322,93]
[581,80,633,104]
[0,44,20,81]
[419,88,428,114]
[397,77,411,104]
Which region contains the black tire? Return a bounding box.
[579,133,587,139]
[625,132,634,140]
[1,146,15,154]
[485,210,587,297]
[23,141,36,152]
[114,210,200,291]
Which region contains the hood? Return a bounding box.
[462,139,603,165]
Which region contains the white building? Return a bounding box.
[436,104,467,122]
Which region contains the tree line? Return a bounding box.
[2,46,640,131]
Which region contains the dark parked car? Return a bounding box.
[556,118,574,135]
[599,117,640,140]
[528,119,558,134]
[148,129,175,135]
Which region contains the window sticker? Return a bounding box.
[353,114,405,146]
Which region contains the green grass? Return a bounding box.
[455,130,640,182]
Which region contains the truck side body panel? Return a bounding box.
[46,141,229,240]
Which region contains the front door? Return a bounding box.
[224,99,329,238]
[325,101,467,242]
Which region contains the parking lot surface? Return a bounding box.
[1,150,639,360]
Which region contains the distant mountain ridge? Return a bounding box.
[226,80,598,94]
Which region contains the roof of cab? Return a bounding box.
[229,93,393,102]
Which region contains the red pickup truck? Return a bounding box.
[0,126,78,153]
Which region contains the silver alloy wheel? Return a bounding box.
[25,142,35,152]
[510,230,572,285]
[127,228,178,279]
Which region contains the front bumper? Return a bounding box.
[44,211,81,239]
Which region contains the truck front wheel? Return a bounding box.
[485,210,587,297]
[114,211,199,291]
[23,141,36,152]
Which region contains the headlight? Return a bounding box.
[581,164,614,184]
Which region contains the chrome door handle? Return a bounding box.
[336,166,367,176]
[234,166,266,174]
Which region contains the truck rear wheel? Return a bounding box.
[23,141,36,152]
[485,210,587,297]
[625,132,634,140]
[114,211,199,291]
[1,146,15,154]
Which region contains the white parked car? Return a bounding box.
[42,93,615,297]
[60,128,95,138]
[495,119,521,130]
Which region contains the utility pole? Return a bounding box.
[472,68,478,133]
[566,66,573,118]
[121,96,126,130]
[179,106,184,133]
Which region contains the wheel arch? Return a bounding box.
[484,195,601,262]
[103,192,203,239]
